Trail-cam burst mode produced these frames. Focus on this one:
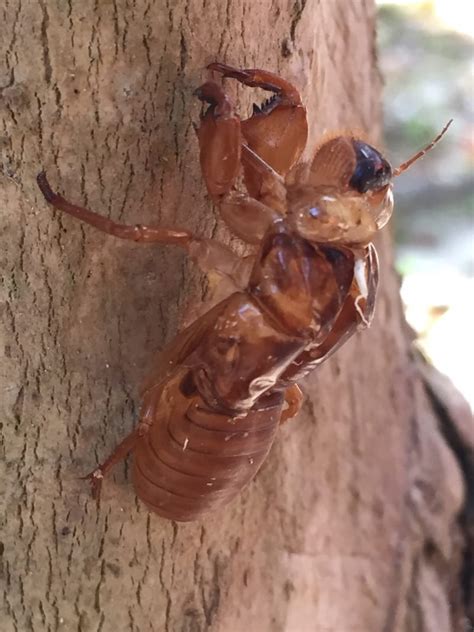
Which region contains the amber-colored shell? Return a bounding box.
[308,136,357,189]
[133,369,284,521]
[37,62,418,521]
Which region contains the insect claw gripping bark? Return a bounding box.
[81,469,104,502]
[37,64,450,521]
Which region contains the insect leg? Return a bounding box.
[194,80,242,201]
[208,62,308,184]
[82,426,144,499]
[208,63,303,104]
[195,82,282,243]
[37,172,192,246]
[37,171,249,280]
[280,384,304,424]
[82,393,159,500]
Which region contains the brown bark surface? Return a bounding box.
[1,1,470,631]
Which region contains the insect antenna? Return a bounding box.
[393,119,453,177]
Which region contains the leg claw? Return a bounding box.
[81,468,104,500]
[194,81,233,118]
[207,62,250,83]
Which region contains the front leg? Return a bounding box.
[193,81,242,201]
[195,78,288,206]
[208,62,308,188]
[195,81,282,243]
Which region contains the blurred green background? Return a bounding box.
[377,0,473,408]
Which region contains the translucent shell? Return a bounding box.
[287,183,394,247]
[307,136,357,189]
[35,60,449,521]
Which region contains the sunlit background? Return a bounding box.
[377,0,474,409]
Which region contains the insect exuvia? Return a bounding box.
[37,63,451,521]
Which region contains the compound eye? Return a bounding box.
[349,141,392,193]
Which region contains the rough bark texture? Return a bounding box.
[1,1,471,631]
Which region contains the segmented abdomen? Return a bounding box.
[132,371,284,521]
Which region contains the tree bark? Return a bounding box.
[0,1,470,631]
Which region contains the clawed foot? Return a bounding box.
[193,81,233,118]
[207,63,278,92]
[207,62,302,104]
[81,467,104,500]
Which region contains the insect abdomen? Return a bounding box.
[132,372,284,521]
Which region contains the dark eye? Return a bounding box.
[349,141,392,193]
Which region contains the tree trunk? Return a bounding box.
[1,1,470,631]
